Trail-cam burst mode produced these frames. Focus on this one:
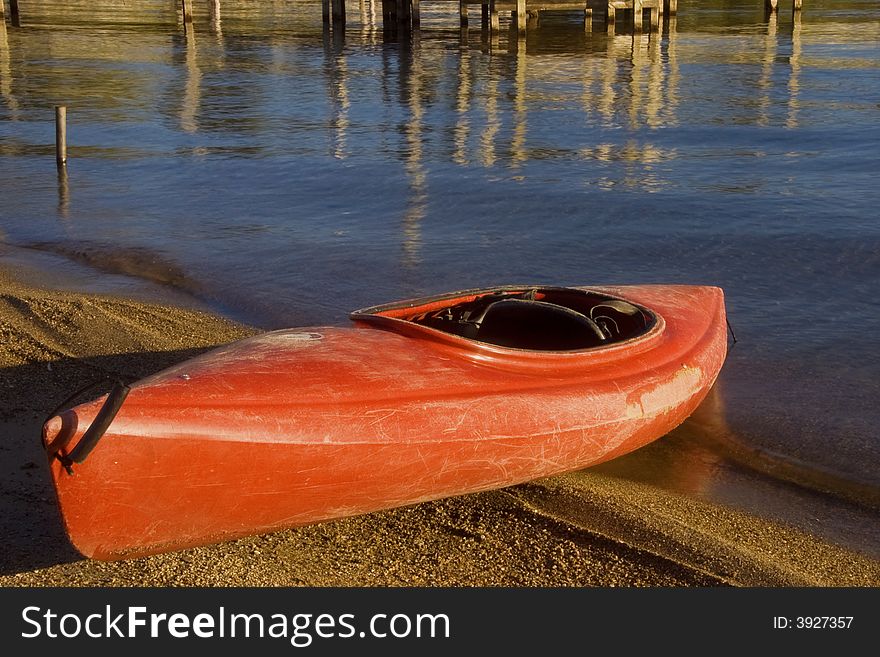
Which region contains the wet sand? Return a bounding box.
[1,263,878,587]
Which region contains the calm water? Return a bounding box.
[1,2,879,528]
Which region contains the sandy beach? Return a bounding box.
[1,260,877,587]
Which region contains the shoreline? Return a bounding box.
[1,259,878,586]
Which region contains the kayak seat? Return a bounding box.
[475,299,607,351]
[589,300,647,340]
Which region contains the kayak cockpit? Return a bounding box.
[351,286,657,352]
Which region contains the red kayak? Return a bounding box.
[42,284,728,560]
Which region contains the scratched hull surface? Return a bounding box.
[43,285,727,559]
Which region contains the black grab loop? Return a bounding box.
[55,381,131,473]
[726,317,738,348]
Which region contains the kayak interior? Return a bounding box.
[352,286,658,351]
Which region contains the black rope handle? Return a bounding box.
[45,376,124,424]
[46,378,131,474]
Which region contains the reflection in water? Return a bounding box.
[510,35,527,167]
[758,11,777,127]
[453,41,471,165]
[758,12,779,126]
[181,23,201,133]
[603,31,665,131]
[480,66,500,168]
[628,33,644,130]
[327,41,350,160]
[360,0,378,37]
[760,11,803,129]
[644,32,663,128]
[600,35,618,124]
[56,165,70,220]
[787,11,802,129]
[400,45,426,270]
[662,16,679,125]
[209,0,222,35]
[0,20,18,115]
[453,21,686,183]
[628,32,662,129]
[0,9,814,189]
[483,11,500,51]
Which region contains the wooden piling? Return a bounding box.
[399,0,412,28]
[460,0,468,26]
[765,0,778,13]
[9,0,22,27]
[515,0,526,35]
[55,106,67,168]
[633,0,643,31]
[322,0,330,23]
[332,0,346,25]
[665,0,677,15]
[181,0,193,24]
[584,8,592,32]
[489,0,499,32]
[792,0,802,10]
[411,0,420,27]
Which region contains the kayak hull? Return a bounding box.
[43,284,728,560]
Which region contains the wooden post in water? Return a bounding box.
[765,0,778,13]
[9,0,22,27]
[55,106,67,168]
[460,0,468,26]
[515,0,526,35]
[633,0,643,31]
[396,0,410,29]
[411,0,420,28]
[181,0,193,24]
[584,8,593,32]
[332,0,346,26]
[489,0,499,32]
[55,105,71,219]
[665,0,677,15]
[792,0,802,10]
